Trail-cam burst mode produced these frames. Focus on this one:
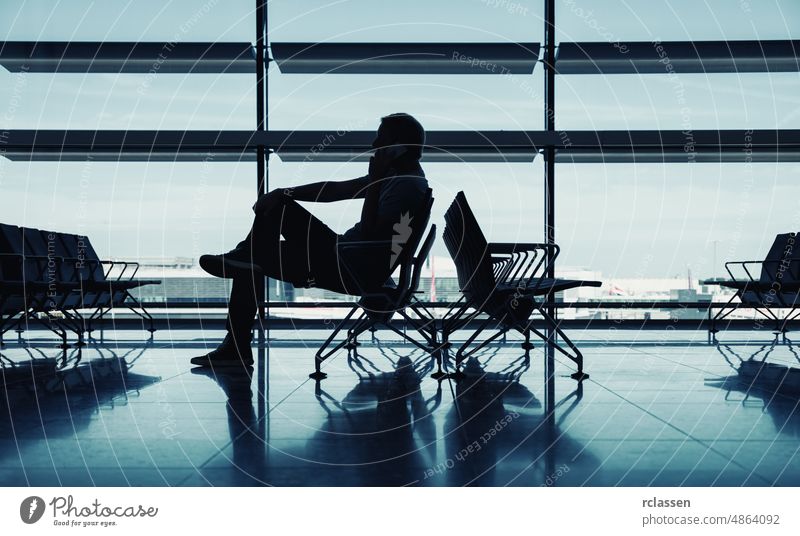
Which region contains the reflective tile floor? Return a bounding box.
[1,329,799,486]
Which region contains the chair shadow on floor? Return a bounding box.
[708,339,800,439]
[0,345,161,480]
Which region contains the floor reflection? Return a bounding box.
[708,342,800,439]
[308,351,442,485]
[191,365,266,484]
[0,345,160,472]
[443,356,592,486]
[3,334,800,486]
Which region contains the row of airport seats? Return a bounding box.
[0,223,160,347]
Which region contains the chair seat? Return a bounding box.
[496,277,602,296]
[0,280,81,291]
[357,280,403,311]
[75,278,162,291]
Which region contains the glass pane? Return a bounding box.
[0,73,255,129]
[270,0,543,43]
[268,69,544,130]
[557,73,800,130]
[0,0,253,42]
[556,0,800,42]
[0,161,255,259]
[556,162,798,282]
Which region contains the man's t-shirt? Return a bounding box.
[340,162,429,242]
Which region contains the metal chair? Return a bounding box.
[0,223,160,347]
[705,232,800,343]
[311,189,437,380]
[440,192,601,380]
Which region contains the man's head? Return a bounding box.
[372,113,425,161]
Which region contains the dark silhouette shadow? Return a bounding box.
[193,114,432,377]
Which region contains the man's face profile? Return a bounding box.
[371,123,395,153]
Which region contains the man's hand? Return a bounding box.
[368,149,396,182]
[252,189,289,214]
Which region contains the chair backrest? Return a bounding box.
[0,223,24,256]
[373,188,433,296]
[390,188,433,268]
[346,188,433,295]
[0,224,45,282]
[760,232,800,283]
[0,223,107,285]
[0,223,23,281]
[24,228,74,286]
[394,188,433,266]
[442,192,495,299]
[58,232,105,281]
[396,224,436,305]
[409,224,436,294]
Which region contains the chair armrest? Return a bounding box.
[487,243,561,291]
[727,259,800,288]
[488,242,559,255]
[338,240,393,250]
[48,256,106,282]
[99,260,140,280]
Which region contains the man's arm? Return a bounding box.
[285,176,370,202]
[253,176,369,213]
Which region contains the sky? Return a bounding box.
[0,0,798,279]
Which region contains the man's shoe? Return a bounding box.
[199,249,263,279]
[190,339,254,368]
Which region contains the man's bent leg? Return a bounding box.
[193,195,337,366]
[201,194,332,280]
[244,196,338,283]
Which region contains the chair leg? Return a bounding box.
[425,317,450,381]
[345,311,369,350]
[384,321,435,354]
[311,305,360,380]
[30,312,69,349]
[778,308,800,345]
[709,292,742,344]
[534,307,589,381]
[430,348,448,380]
[452,316,505,378]
[521,329,534,351]
[458,326,508,362]
[397,311,438,347]
[123,291,157,334]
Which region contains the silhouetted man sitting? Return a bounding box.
[191,113,429,367]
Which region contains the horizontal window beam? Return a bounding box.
[556,40,800,74]
[271,42,540,74]
[2,129,798,162]
[0,41,255,73]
